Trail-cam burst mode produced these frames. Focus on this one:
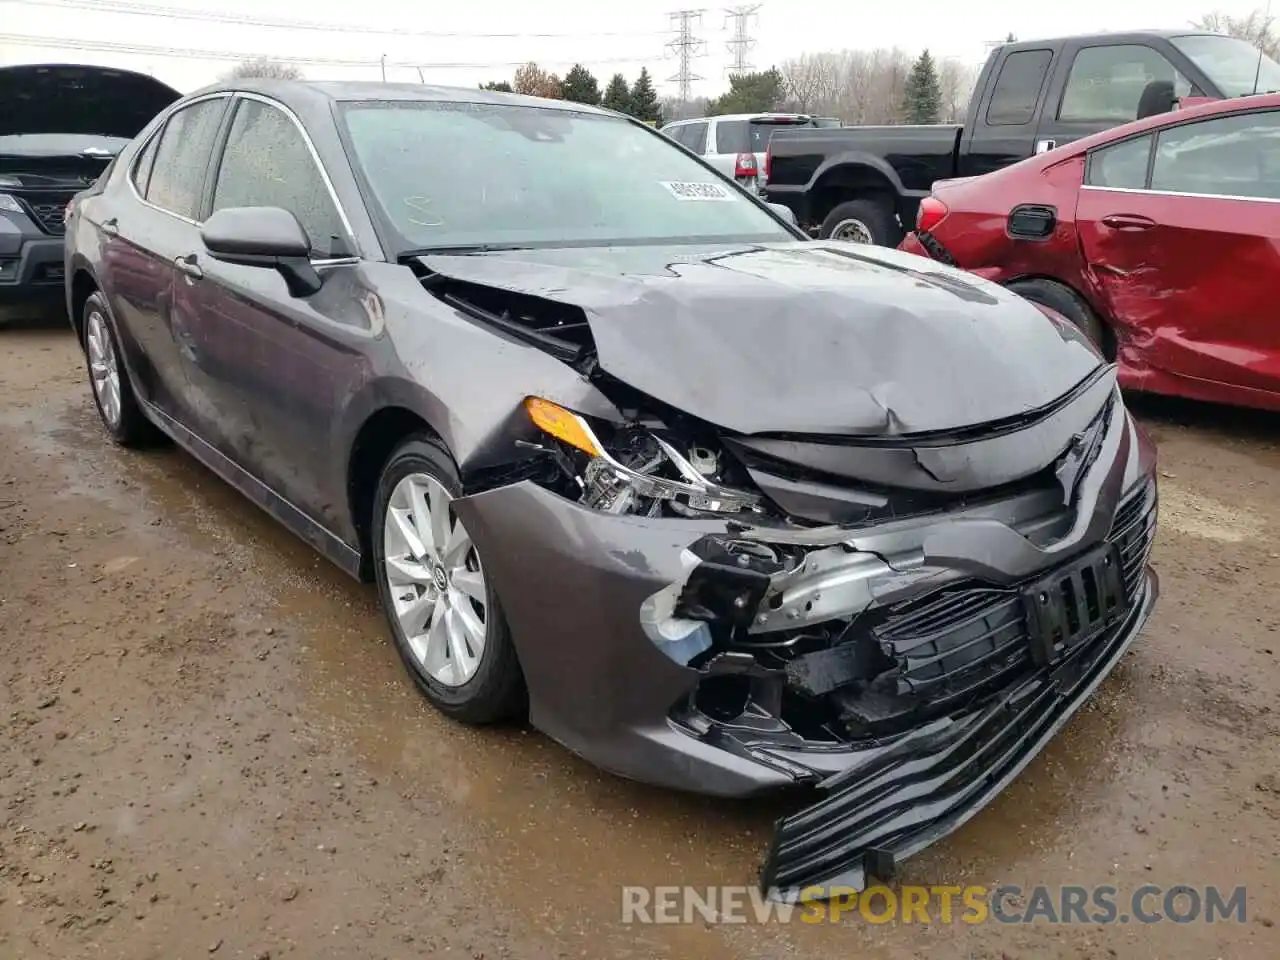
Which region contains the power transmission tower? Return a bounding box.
[723,4,761,73]
[666,9,707,104]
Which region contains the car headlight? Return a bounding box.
[0,194,25,214]
[523,396,763,516]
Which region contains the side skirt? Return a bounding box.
[136,397,364,580]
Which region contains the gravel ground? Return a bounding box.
[1,316,1277,959]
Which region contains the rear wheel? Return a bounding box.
[83,292,159,446]
[371,435,525,724]
[1007,278,1110,355]
[819,198,902,246]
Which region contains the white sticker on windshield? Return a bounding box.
[660,180,738,201]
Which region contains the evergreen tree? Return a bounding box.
[903,50,942,124]
[560,64,602,105]
[708,68,784,115]
[629,67,662,123]
[479,80,513,93]
[601,73,632,113]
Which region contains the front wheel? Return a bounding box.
[371,435,526,724]
[819,198,902,246]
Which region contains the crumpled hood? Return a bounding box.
[419,241,1104,436]
[0,64,181,139]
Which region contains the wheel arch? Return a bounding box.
[1004,274,1117,361]
[68,265,100,346]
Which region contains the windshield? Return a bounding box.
[339,100,794,253]
[1172,34,1280,96]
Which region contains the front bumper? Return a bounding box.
[452,395,1158,887]
[0,215,65,302]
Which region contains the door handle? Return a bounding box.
[1034,139,1057,154]
[174,254,203,280]
[1101,213,1157,231]
[100,217,119,237]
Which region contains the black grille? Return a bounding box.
[22,199,67,235]
[870,480,1157,708]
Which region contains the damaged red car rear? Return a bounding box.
[65,79,1159,902]
[900,90,1280,412]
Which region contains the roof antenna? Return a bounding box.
[1252,0,1272,96]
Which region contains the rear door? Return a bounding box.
[103,95,228,421]
[960,47,1055,177]
[1076,107,1280,397]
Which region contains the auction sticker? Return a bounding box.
[660,181,738,201]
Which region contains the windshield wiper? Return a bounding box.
[399,243,534,258]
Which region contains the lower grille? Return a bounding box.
[869,480,1156,706]
[761,574,1155,898]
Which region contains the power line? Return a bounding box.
[665,9,707,104]
[14,0,676,39]
[0,32,657,71]
[723,4,760,73]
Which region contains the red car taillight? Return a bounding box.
[916,196,949,233]
[734,152,757,178]
[763,143,772,181]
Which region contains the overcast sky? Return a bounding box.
[0,0,1260,97]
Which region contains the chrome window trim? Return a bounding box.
[228,91,361,258]
[1080,185,1280,204]
[126,91,233,227]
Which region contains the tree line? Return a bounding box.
[480,63,663,123]
[225,6,1275,127]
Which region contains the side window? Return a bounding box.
[146,98,227,220]
[1086,134,1153,189]
[211,99,346,258]
[1059,45,1192,124]
[1151,110,1280,200]
[131,131,159,196]
[985,50,1053,126]
[715,119,748,153]
[680,121,708,153]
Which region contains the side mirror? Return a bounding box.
[768,201,798,226]
[200,206,323,297]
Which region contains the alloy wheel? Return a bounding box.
[381,472,488,687]
[86,309,122,428]
[830,218,874,244]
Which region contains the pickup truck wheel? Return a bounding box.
[1007,279,1110,356]
[820,199,901,246]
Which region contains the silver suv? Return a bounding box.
[659,113,840,193]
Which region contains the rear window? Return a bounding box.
[714,119,814,154]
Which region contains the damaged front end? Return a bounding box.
[413,255,1159,903]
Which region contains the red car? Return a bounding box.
[899,92,1280,412]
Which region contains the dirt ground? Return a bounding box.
[1,312,1278,960]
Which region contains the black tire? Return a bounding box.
[819,198,902,246]
[371,434,526,724]
[1007,278,1110,355]
[82,291,162,447]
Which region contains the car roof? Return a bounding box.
[1004,29,1222,50]
[181,77,621,117]
[667,113,812,124]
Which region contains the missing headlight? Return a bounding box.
[523,397,766,518]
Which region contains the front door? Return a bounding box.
[171,94,365,534]
[1076,108,1280,398]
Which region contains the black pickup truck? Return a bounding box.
[762,30,1280,245]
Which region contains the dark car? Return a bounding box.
[65,79,1159,899]
[763,30,1280,246]
[899,93,1280,412]
[0,64,179,304]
